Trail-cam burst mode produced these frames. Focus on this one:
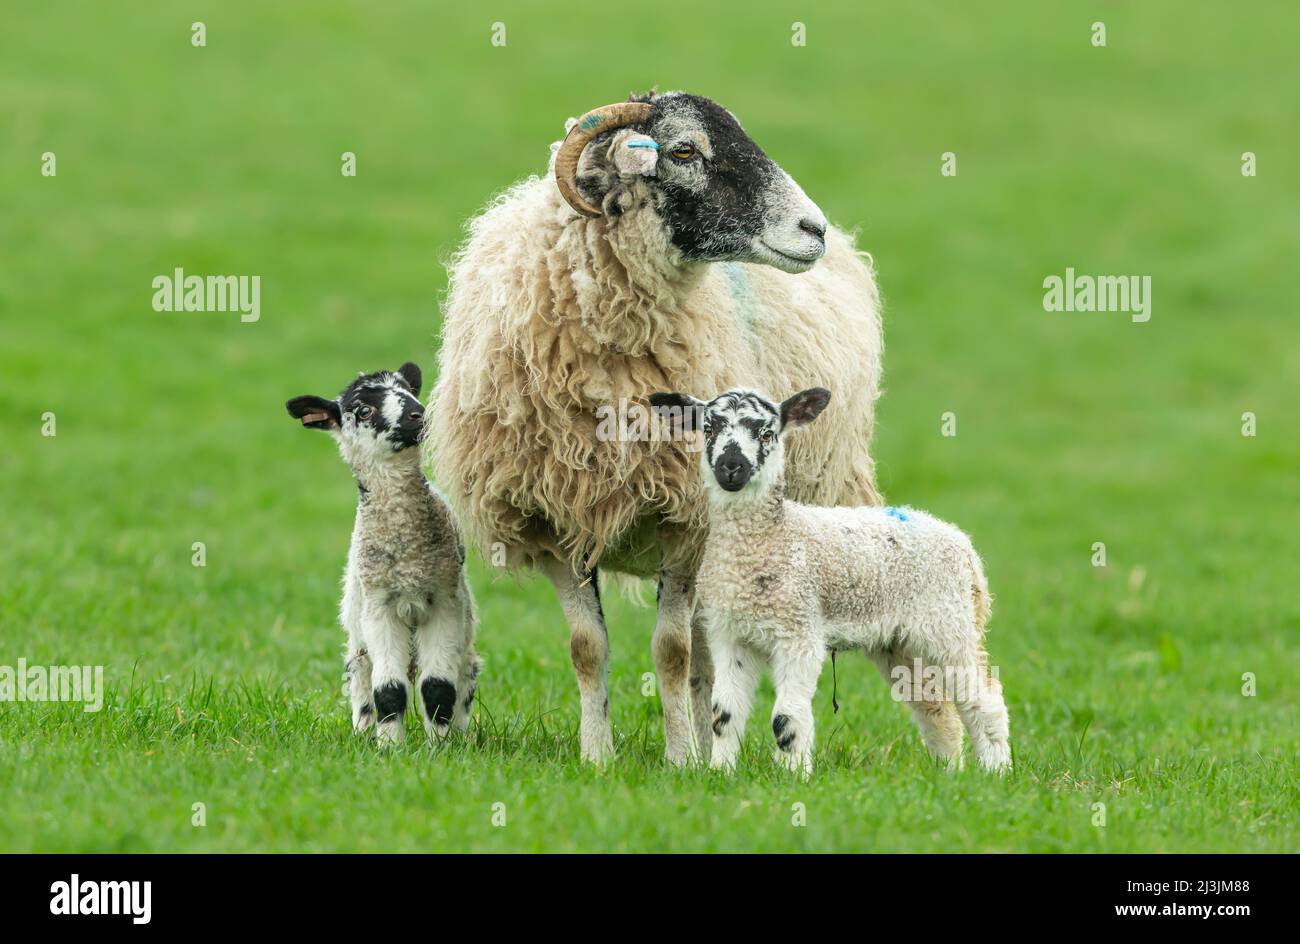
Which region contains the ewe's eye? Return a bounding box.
[670,143,698,162]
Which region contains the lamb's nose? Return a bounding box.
[799,218,826,243]
[721,463,742,481]
[407,410,424,422]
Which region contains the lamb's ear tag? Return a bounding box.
[300,412,330,427]
[615,133,658,177]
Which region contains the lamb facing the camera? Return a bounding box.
[650,386,1011,776]
[287,362,480,746]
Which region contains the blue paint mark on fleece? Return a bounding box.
[722,262,759,327]
[626,140,659,149]
[884,506,910,522]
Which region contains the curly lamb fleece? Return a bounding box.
[429,116,883,577]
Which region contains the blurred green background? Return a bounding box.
[0,1,1296,851]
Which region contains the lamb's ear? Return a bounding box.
[397,362,422,397]
[780,387,831,431]
[286,395,341,431]
[649,392,706,436]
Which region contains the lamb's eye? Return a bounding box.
[357,405,373,420]
[670,143,698,162]
[701,421,714,435]
[760,428,776,443]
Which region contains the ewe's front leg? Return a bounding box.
[707,633,762,771]
[770,641,824,778]
[363,599,413,747]
[542,557,614,765]
[655,571,697,766]
[415,600,468,742]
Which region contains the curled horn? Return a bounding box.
[554,102,654,217]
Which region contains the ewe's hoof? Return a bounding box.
[664,744,701,768]
[930,751,963,773]
[580,733,615,766]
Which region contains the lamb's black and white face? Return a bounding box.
[649,387,831,497]
[286,362,425,463]
[577,92,830,273]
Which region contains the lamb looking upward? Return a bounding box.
[287,362,480,746]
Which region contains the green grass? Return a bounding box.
[1,0,1297,852]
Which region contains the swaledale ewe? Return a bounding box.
[429,90,883,765]
[651,387,1011,777]
[288,363,480,746]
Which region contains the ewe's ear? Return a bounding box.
[576,129,656,216]
[286,395,341,431]
[610,131,659,178]
[649,392,706,436]
[780,387,831,431]
[575,134,619,211]
[397,362,422,397]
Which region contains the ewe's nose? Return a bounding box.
[799,217,826,244]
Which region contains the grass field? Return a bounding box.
[1,1,1297,852]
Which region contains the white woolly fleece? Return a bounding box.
[428,167,884,577]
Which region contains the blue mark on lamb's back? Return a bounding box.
[884,506,910,522]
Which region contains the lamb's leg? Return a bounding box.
[770,640,824,778]
[344,636,374,734]
[363,599,412,747]
[452,589,480,733]
[454,647,481,733]
[868,648,964,770]
[952,654,1012,773]
[415,599,467,742]
[541,557,613,765]
[707,633,762,771]
[341,567,373,734]
[689,609,715,765]
[654,570,697,766]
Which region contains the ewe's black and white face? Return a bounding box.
[286,362,425,462]
[576,92,830,273]
[649,387,831,496]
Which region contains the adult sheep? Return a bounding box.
[429,90,883,765]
